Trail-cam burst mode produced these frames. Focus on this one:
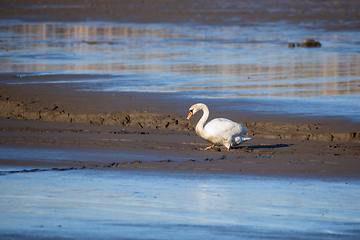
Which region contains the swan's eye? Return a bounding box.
[190,109,193,113]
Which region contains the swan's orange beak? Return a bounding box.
[187,111,193,120]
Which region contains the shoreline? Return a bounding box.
[1,0,360,177]
[1,77,359,177]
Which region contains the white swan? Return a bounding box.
[187,103,251,151]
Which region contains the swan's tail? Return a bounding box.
[233,135,251,146]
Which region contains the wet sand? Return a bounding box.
[1,74,359,176]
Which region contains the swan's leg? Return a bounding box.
[202,144,215,151]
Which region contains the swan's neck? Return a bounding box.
[195,105,209,135]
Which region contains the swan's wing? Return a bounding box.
[203,118,247,142]
[202,118,247,147]
[200,118,250,149]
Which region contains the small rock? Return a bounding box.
[288,43,296,48]
[160,159,172,162]
[131,160,142,164]
[297,39,321,47]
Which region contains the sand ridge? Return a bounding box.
[1,77,359,143]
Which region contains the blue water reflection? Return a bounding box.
[1,21,359,119]
[0,169,359,239]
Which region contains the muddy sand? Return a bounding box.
[1,74,359,176]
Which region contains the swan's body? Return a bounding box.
[187,103,251,151]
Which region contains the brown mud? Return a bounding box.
[1,75,359,176]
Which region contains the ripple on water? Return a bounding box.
[1,22,360,120]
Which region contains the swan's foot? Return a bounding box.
[202,145,215,151]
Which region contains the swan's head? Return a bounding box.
[187,103,207,120]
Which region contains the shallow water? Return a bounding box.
[1,21,360,119]
[0,167,359,239]
[0,144,187,166]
